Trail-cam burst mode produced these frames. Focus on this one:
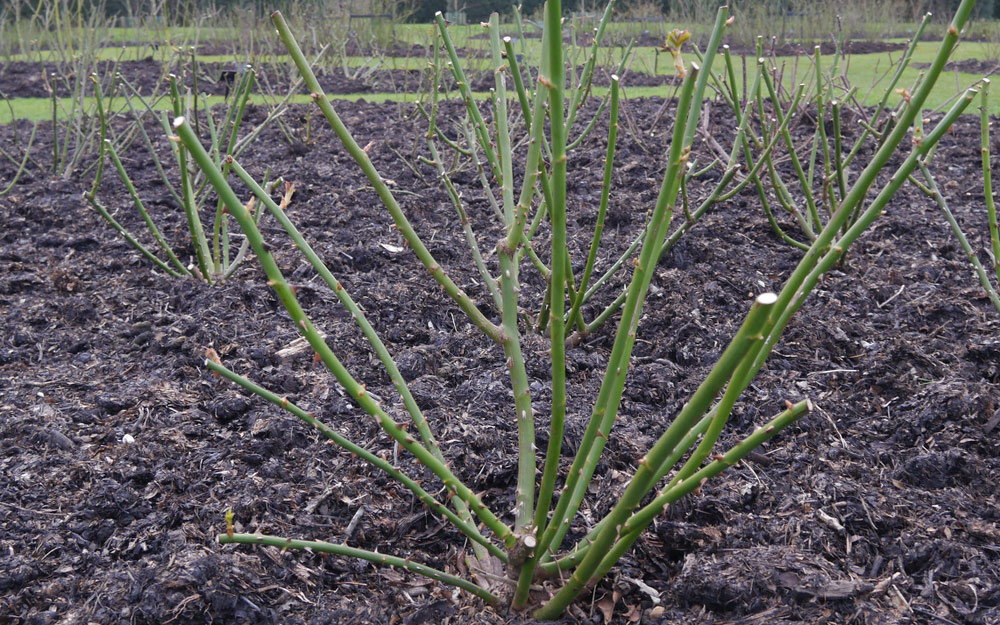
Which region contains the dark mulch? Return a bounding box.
[0,59,680,102]
[184,39,439,59]
[0,35,916,103]
[597,32,910,57]
[0,89,998,625]
[466,28,910,58]
[913,58,1000,76]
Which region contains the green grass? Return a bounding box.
[5,37,996,68]
[2,24,242,47]
[1,22,997,124]
[0,92,445,124]
[8,34,995,67]
[3,64,995,126]
[102,25,244,43]
[2,45,175,63]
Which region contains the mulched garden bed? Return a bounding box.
[0,59,680,102]
[0,94,998,625]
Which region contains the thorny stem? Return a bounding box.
[759,65,819,238]
[565,0,617,134]
[173,117,515,548]
[738,89,979,406]
[539,5,976,612]
[272,11,503,343]
[842,13,932,172]
[503,36,531,123]
[206,355,506,562]
[434,12,501,182]
[587,399,811,582]
[424,40,502,313]
[167,75,213,282]
[567,76,619,332]
[535,291,777,618]
[916,160,1000,313]
[512,0,571,605]
[189,2,979,618]
[219,533,498,604]
[577,62,795,336]
[535,63,702,573]
[0,121,37,196]
[762,1,977,340]
[539,410,714,575]
[982,80,1000,285]
[225,156,489,549]
[485,12,536,535]
[85,77,190,279]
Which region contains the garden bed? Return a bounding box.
[0,59,682,101]
[0,97,998,624]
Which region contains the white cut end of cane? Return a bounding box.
[172,116,185,129]
[504,36,511,43]
[611,74,619,82]
[691,61,700,72]
[122,434,135,444]
[757,292,778,306]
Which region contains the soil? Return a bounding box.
[1,71,999,625]
[0,59,678,102]
[0,35,947,104]
[193,40,443,60]
[131,39,439,60]
[913,58,1000,77]
[597,33,909,58]
[467,29,910,58]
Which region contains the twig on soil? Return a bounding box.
[344,506,366,542]
[911,607,963,625]
[877,284,905,308]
